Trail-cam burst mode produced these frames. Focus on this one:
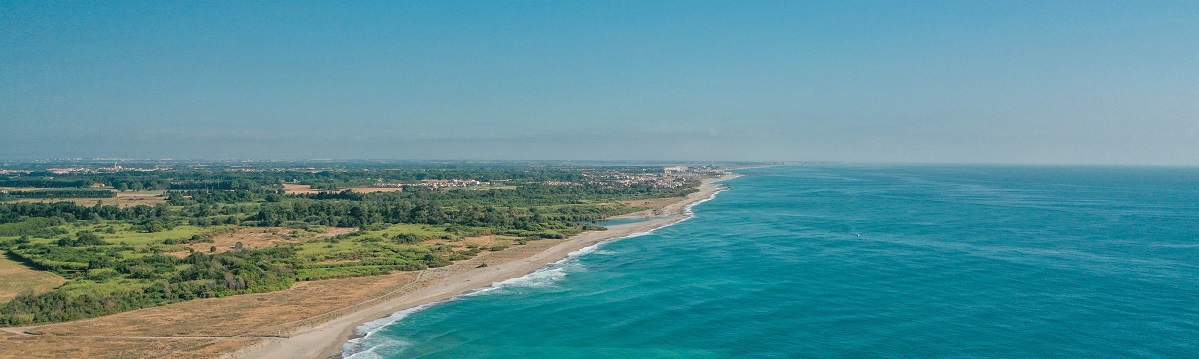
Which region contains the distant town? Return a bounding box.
[0,160,749,196]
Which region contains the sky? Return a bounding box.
[2,1,1197,165]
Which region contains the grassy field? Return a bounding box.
[48,222,206,246]
[0,251,67,302]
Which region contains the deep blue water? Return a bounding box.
[343,166,1199,358]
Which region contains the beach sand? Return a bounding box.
[230,175,733,359]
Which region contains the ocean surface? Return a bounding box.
[342,166,1199,358]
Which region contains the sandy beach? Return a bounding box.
[230,175,736,359]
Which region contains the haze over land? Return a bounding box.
[2,2,1197,165]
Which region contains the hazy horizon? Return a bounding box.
[3,2,1197,165]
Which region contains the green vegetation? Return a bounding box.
[0,189,115,200]
[0,162,704,325]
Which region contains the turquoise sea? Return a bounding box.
[342,166,1199,358]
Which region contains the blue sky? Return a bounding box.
[2,1,1197,164]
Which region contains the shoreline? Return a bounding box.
[232,174,738,359]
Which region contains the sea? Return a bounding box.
[341,165,1199,358]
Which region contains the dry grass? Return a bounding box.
[0,332,211,359]
[433,235,521,252]
[6,191,167,208]
[281,184,321,195]
[157,337,262,359]
[166,227,356,257]
[0,252,67,302]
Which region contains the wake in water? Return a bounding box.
[340,183,730,358]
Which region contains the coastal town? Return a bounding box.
[1,161,730,196]
[361,166,722,190]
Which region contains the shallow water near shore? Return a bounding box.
[342,165,1199,358]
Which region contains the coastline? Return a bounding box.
[232,174,737,359]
